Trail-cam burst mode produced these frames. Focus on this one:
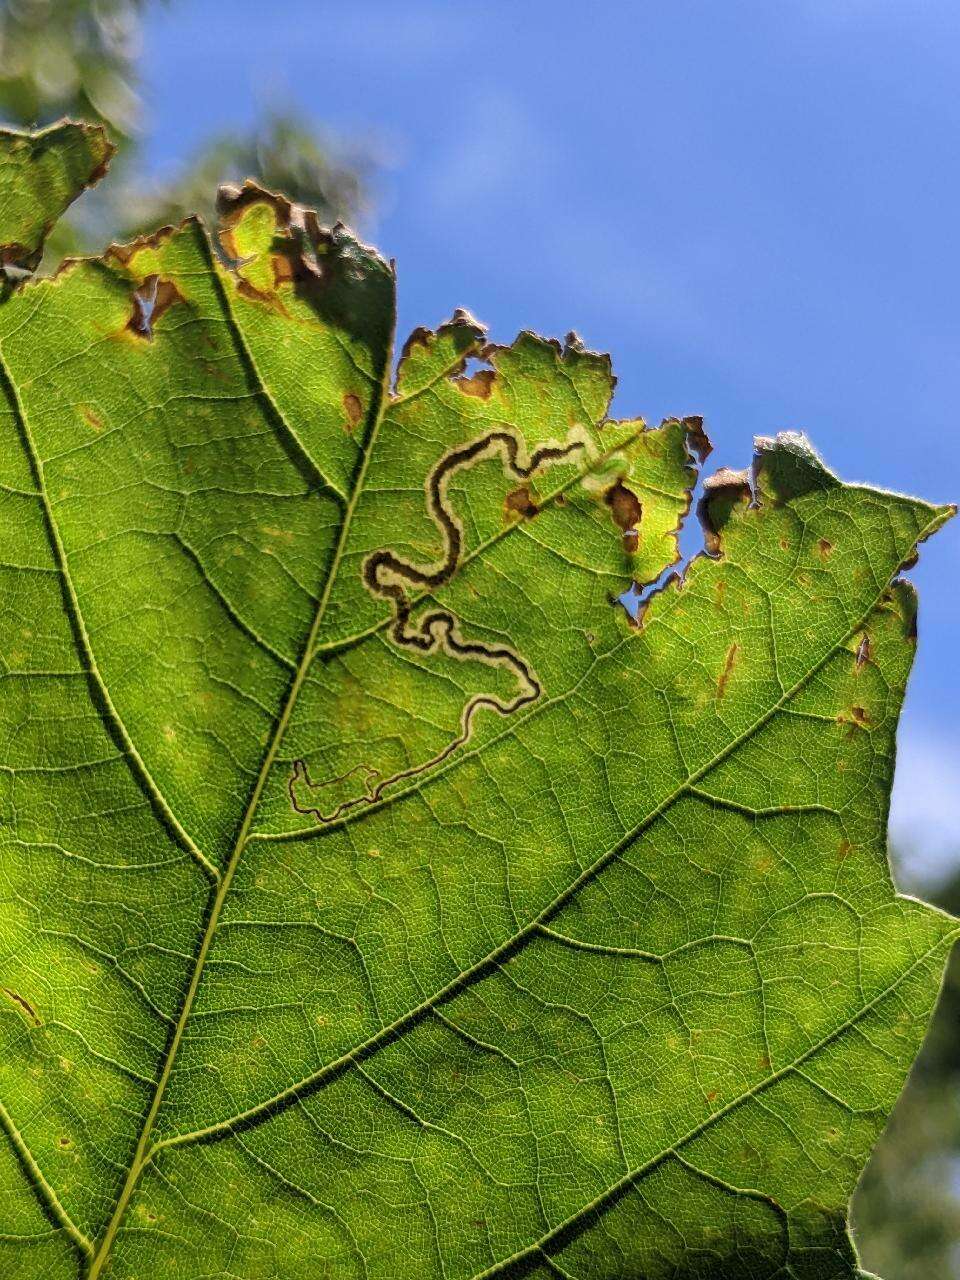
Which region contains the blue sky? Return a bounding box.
[141,0,959,882]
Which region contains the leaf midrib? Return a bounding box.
[81,271,401,1277]
[0,257,941,1277]
[1,257,606,1271]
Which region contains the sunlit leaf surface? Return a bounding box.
[0,120,112,273]
[0,122,954,1280]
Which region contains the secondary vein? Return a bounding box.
[0,347,219,886]
[467,928,958,1279]
[146,527,944,1155]
[0,1099,93,1261]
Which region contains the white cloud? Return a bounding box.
[889,723,960,889]
[420,87,555,218]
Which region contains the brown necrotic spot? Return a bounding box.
[609,489,642,552]
[127,275,185,339]
[855,634,871,672]
[236,277,288,313]
[697,467,752,556]
[604,481,642,550]
[343,392,363,431]
[2,987,40,1026]
[454,368,496,399]
[683,414,712,463]
[0,240,33,270]
[716,642,739,699]
[900,547,920,571]
[837,705,871,734]
[817,537,834,559]
[504,485,539,520]
[152,279,184,323]
[105,222,179,270]
[217,181,347,305]
[399,325,434,361]
[216,181,295,260]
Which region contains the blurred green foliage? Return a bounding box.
[0,0,370,260]
[853,864,960,1279]
[117,113,372,243]
[0,0,146,138]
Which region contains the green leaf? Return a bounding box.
[0,123,954,1280]
[0,120,113,274]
